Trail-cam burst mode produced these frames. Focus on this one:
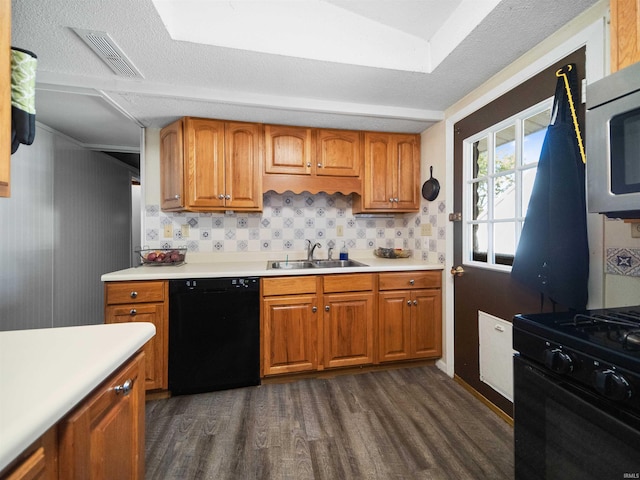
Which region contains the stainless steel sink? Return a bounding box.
[267,260,316,269]
[311,259,368,268]
[266,259,368,269]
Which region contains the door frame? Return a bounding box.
[436,17,606,378]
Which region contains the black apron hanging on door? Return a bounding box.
[511,64,589,310]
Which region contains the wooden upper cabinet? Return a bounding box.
[611,0,640,72]
[224,121,263,210]
[353,132,420,213]
[1,0,11,198]
[159,119,184,210]
[315,129,361,177]
[185,118,225,209]
[160,117,262,211]
[264,124,312,175]
[263,124,363,194]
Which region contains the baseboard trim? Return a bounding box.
[261,359,437,385]
[453,375,514,426]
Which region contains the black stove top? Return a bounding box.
[514,306,640,412]
[514,306,640,371]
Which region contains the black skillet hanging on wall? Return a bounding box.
[421,166,440,201]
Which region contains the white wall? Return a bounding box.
[0,124,137,331]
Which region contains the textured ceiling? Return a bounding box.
[10,0,599,161]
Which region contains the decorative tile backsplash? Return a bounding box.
[606,248,640,277]
[143,192,447,263]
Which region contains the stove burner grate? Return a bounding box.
[558,309,640,351]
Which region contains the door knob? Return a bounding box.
[451,266,465,277]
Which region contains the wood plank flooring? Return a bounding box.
[145,366,514,479]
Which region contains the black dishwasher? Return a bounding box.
[168,277,260,395]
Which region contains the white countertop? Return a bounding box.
[0,322,156,472]
[101,250,443,281]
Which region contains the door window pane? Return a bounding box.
[473,179,488,220]
[473,223,488,263]
[521,168,537,217]
[474,137,488,178]
[495,222,516,262]
[523,109,551,164]
[495,125,515,173]
[494,173,515,219]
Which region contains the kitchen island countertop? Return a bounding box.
[101,250,443,281]
[0,322,155,472]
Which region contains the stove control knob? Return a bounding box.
[543,348,573,374]
[592,369,632,401]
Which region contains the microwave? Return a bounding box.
[586,61,640,218]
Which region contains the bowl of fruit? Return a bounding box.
[136,247,187,266]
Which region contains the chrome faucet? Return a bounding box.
[306,239,321,261]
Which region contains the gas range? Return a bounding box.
[513,306,640,413]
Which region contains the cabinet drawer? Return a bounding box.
[105,281,166,304]
[378,271,441,290]
[262,276,317,296]
[323,273,373,293]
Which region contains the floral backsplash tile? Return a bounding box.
[143,192,447,263]
[606,248,640,277]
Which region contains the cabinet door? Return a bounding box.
[611,0,640,72]
[378,290,411,362]
[2,427,57,480]
[262,295,318,375]
[225,122,263,210]
[316,129,361,177]
[184,117,225,208]
[105,304,166,391]
[393,134,420,210]
[323,292,374,369]
[362,132,394,209]
[411,289,442,359]
[159,119,184,210]
[58,352,145,480]
[264,124,312,175]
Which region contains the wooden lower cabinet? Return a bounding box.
[1,427,57,480]
[322,274,374,369]
[262,294,319,376]
[104,281,168,391]
[1,353,145,480]
[261,273,378,376]
[378,271,442,363]
[58,352,145,480]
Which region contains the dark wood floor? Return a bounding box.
[145,366,514,479]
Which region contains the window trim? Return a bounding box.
[462,97,554,272]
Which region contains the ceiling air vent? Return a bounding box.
[71,28,144,78]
